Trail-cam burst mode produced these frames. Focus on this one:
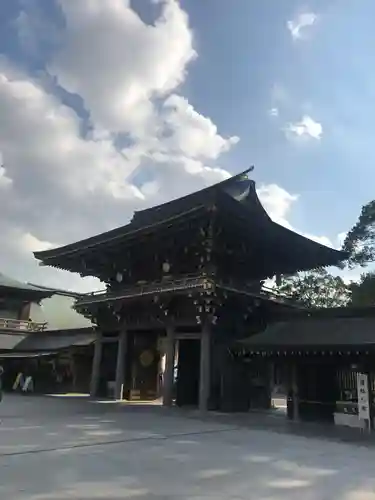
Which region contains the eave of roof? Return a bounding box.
[215,186,347,269]
[26,283,85,299]
[34,203,207,263]
[33,167,347,272]
[240,313,375,350]
[15,328,95,352]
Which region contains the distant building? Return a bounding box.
[0,272,52,349]
[0,274,96,393]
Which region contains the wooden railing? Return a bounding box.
[76,275,297,308]
[0,318,48,333]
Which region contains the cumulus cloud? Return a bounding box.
[284,115,323,141]
[0,0,239,291]
[287,11,317,40]
[258,184,334,248]
[0,0,333,292]
[50,0,196,136]
[257,184,298,228]
[162,95,239,159]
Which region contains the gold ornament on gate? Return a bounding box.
[140,350,154,367]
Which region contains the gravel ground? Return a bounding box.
[0,394,375,499]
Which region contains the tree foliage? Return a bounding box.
[349,272,375,306]
[340,200,375,306]
[278,269,351,309]
[342,200,375,268]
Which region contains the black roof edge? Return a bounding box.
[38,326,96,336]
[27,283,86,299]
[272,222,349,259]
[275,305,375,321]
[34,203,207,262]
[237,343,375,351]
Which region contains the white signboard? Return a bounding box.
[356,372,370,421]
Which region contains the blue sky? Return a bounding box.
[179,0,375,237]
[0,0,372,289]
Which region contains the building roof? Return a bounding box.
[14,327,95,352]
[33,169,347,275]
[27,283,85,299]
[0,273,54,299]
[34,169,254,262]
[0,331,28,350]
[240,311,375,351]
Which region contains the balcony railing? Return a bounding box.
[76,274,298,309]
[0,318,48,333]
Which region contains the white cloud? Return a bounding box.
[258,184,335,249]
[268,107,279,118]
[18,233,56,254]
[284,115,323,141]
[0,0,239,291]
[50,0,196,136]
[287,11,317,40]
[0,1,334,292]
[162,95,239,159]
[257,184,298,227]
[337,231,347,248]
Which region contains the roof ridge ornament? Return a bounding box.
[237,166,254,181]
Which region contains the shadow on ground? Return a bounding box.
[0,394,374,499]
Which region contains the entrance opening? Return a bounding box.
[175,339,200,407]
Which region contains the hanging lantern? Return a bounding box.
[162,261,170,273]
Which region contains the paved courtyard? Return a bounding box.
[1,395,375,499]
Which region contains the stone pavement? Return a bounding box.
[1,394,375,499]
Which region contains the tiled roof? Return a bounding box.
[241,315,375,350]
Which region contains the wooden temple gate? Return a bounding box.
[33,169,346,411]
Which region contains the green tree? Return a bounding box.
[340,200,375,305]
[278,269,351,309]
[342,200,375,268]
[349,272,375,306]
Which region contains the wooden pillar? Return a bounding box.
[114,328,128,400]
[267,360,275,409]
[90,330,102,398]
[292,362,299,421]
[163,323,175,407]
[199,320,211,411]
